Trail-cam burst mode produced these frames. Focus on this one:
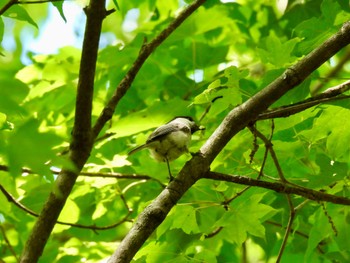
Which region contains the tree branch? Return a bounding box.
[276,195,295,263]
[110,21,350,262]
[17,0,66,4]
[0,0,17,16]
[266,218,326,254]
[0,184,132,231]
[0,0,68,16]
[91,0,207,140]
[311,49,350,94]
[203,171,350,205]
[19,1,106,262]
[0,184,38,217]
[0,164,166,187]
[258,79,350,120]
[0,224,19,262]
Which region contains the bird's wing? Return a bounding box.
[128,124,182,155]
[147,122,190,143]
[128,143,148,155]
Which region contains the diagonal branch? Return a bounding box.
[0,224,19,262]
[110,21,350,262]
[0,0,17,16]
[17,1,205,262]
[92,0,207,140]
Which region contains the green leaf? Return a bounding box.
[20,182,52,212]
[92,201,108,220]
[321,0,341,25]
[112,0,120,10]
[0,112,6,129]
[305,207,333,261]
[257,31,301,67]
[193,66,243,106]
[135,230,197,262]
[3,5,38,28]
[215,193,276,245]
[7,119,63,176]
[193,249,217,263]
[58,198,80,225]
[0,78,28,116]
[193,79,222,104]
[212,181,229,192]
[294,17,333,54]
[52,1,67,22]
[170,206,200,234]
[299,106,350,162]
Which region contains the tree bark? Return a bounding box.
[19,1,106,262]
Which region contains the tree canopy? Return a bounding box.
[1,0,350,262]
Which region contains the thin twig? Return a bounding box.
[0,185,38,217]
[321,203,338,236]
[0,224,19,262]
[91,0,207,140]
[17,0,65,3]
[276,195,295,263]
[312,50,350,94]
[81,172,166,187]
[222,122,272,206]
[198,96,223,123]
[249,123,297,262]
[0,0,68,16]
[223,187,250,206]
[0,164,165,187]
[204,226,223,239]
[265,220,325,254]
[258,80,350,120]
[248,123,259,164]
[0,184,132,231]
[248,125,288,182]
[203,171,350,205]
[0,0,17,16]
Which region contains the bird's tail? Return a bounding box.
[128,144,148,156]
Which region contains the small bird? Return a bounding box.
[128,116,203,180]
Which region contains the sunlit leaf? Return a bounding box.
[3,5,37,28]
[7,119,63,176]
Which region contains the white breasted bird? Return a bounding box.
[128,116,203,180]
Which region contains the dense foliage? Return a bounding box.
[1,0,350,262]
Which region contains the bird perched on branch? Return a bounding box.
[128,116,203,181]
